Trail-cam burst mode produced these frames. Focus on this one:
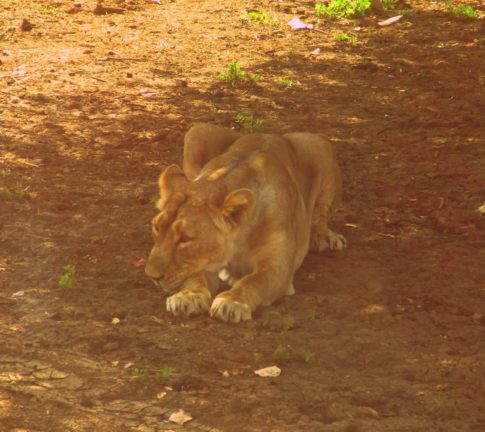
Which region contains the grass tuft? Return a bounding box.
[219,60,261,85]
[58,264,76,289]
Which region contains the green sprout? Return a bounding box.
[150,194,160,207]
[333,32,358,45]
[219,60,261,85]
[245,10,271,25]
[282,316,296,331]
[276,77,294,88]
[58,264,76,289]
[273,344,292,361]
[234,113,264,133]
[39,6,62,15]
[301,350,316,363]
[448,3,478,19]
[316,0,372,19]
[381,0,396,9]
[155,367,175,381]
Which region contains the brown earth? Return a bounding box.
[1,1,484,431]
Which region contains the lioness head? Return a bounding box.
[145,165,255,293]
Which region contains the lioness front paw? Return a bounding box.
[210,295,252,323]
[166,290,211,317]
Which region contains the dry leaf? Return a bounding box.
[378,15,403,27]
[345,223,358,229]
[131,258,146,268]
[254,366,281,377]
[478,204,485,214]
[111,317,120,324]
[169,409,192,425]
[288,17,314,31]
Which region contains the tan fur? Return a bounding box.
[145,123,346,322]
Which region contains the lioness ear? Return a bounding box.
[214,188,255,232]
[157,165,187,210]
[159,164,185,191]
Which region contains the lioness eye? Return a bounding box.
[178,234,193,244]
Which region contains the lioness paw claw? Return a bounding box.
[328,231,347,251]
[166,291,211,317]
[210,297,251,323]
[311,230,347,252]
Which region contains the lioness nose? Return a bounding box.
[145,260,163,281]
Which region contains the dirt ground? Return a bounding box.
[1,0,484,431]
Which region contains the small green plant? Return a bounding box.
[132,367,150,379]
[448,3,478,19]
[219,60,261,85]
[273,344,292,361]
[282,316,296,331]
[39,6,62,15]
[276,77,294,88]
[245,10,271,25]
[132,366,175,382]
[234,113,264,133]
[155,367,175,381]
[58,264,76,289]
[381,0,395,9]
[301,350,316,363]
[334,32,358,45]
[316,0,372,19]
[150,194,160,207]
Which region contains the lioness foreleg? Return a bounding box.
[166,271,219,317]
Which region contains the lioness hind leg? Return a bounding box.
[183,123,241,180]
[166,271,219,317]
[310,191,347,252]
[310,220,347,252]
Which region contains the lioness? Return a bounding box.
[145,123,346,322]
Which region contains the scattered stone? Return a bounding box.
[168,409,192,425]
[378,15,403,27]
[67,3,82,14]
[254,366,281,377]
[94,4,125,15]
[50,369,69,379]
[20,19,34,32]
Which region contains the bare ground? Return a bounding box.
[1,1,484,431]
